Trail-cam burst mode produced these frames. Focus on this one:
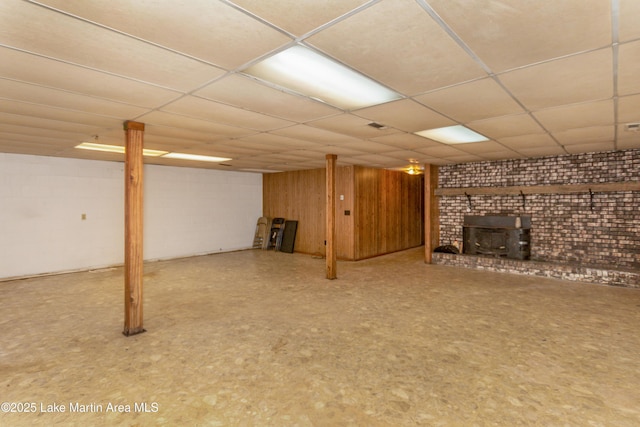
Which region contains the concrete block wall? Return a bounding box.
[437,149,640,271]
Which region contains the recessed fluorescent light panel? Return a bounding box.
[76,142,168,157]
[75,143,231,163]
[243,45,401,110]
[415,125,489,144]
[162,153,232,163]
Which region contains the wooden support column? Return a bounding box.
[424,164,439,264]
[326,154,337,279]
[123,121,146,336]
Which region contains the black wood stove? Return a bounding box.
[463,215,531,260]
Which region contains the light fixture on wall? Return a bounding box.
[243,44,401,110]
[75,139,231,163]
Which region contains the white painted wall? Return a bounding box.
[0,153,262,279]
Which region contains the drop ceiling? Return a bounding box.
[1,0,639,172]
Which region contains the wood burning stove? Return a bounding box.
[463,215,531,260]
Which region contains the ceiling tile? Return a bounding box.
[414,145,468,158]
[306,0,486,94]
[617,136,640,150]
[195,74,340,122]
[618,94,640,123]
[308,114,400,138]
[0,112,109,138]
[33,0,292,69]
[0,1,225,90]
[477,150,523,160]
[354,99,455,133]
[161,96,294,131]
[533,100,614,132]
[0,47,181,108]
[514,146,568,157]
[139,112,257,140]
[414,78,523,123]
[427,0,611,72]
[619,0,640,42]
[238,133,325,150]
[498,49,613,110]
[228,0,372,37]
[349,153,408,167]
[0,99,123,129]
[498,134,559,150]
[454,141,509,154]
[334,140,397,154]
[370,133,443,150]
[303,144,368,157]
[553,126,614,145]
[563,142,615,154]
[0,79,148,119]
[618,40,640,96]
[466,114,546,139]
[270,125,362,144]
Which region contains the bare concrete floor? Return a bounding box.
[1,247,640,426]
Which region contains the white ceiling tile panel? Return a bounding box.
[0,1,226,90]
[498,49,613,110]
[354,99,455,133]
[618,94,640,123]
[619,0,640,42]
[0,47,181,107]
[532,100,614,132]
[0,79,149,119]
[195,75,340,122]
[414,78,524,123]
[308,113,400,138]
[370,133,444,150]
[270,125,362,144]
[137,111,257,139]
[553,126,614,145]
[466,114,547,140]
[161,96,294,132]
[427,0,611,72]
[228,0,373,37]
[307,0,487,94]
[563,142,615,154]
[617,40,640,96]
[32,0,292,69]
[0,99,123,129]
[498,134,560,150]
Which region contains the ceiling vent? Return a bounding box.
[625,123,640,132]
[367,122,387,130]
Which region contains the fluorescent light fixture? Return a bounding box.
[76,143,231,163]
[76,142,168,157]
[162,153,232,163]
[243,45,401,110]
[415,125,489,144]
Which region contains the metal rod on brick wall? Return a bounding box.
[465,192,472,212]
[520,190,526,210]
[589,188,595,211]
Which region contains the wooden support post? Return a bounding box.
[326,154,337,279]
[424,164,439,264]
[123,121,146,336]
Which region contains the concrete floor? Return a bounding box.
[1,247,639,426]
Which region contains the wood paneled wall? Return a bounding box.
[262,166,423,260]
[354,166,423,259]
[263,169,326,255]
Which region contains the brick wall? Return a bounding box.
[438,150,640,271]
